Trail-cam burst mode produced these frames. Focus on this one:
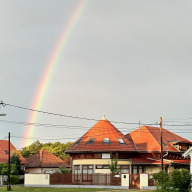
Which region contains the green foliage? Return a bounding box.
[152,171,171,192]
[9,175,20,184]
[171,169,191,192]
[108,153,120,175]
[20,140,43,158]
[153,169,191,192]
[20,140,73,160]
[10,150,22,175]
[59,167,71,173]
[0,163,17,175]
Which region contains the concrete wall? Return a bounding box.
[25,174,50,185]
[121,173,129,188]
[140,174,148,189]
[146,165,161,174]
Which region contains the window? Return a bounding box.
[132,165,145,173]
[103,138,110,144]
[4,150,8,154]
[82,165,93,182]
[117,138,125,144]
[74,138,83,145]
[96,165,103,169]
[96,165,110,169]
[86,138,95,144]
[103,165,109,169]
[74,165,80,182]
[102,153,110,159]
[121,165,129,173]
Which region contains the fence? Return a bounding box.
[50,173,121,186]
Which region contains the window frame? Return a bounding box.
[86,138,95,144]
[103,138,110,144]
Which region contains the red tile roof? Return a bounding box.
[66,118,137,153]
[126,126,192,152]
[0,140,27,164]
[25,149,68,168]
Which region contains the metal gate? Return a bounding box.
[129,173,140,189]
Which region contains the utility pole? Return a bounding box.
[159,117,163,171]
[7,132,11,191]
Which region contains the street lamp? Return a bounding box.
[0,114,6,116]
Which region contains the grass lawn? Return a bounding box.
[0,186,153,192]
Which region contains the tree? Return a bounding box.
[20,140,43,158]
[152,169,191,192]
[108,153,120,174]
[20,140,73,160]
[171,169,191,192]
[0,163,17,175]
[10,150,23,175]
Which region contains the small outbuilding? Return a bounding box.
[25,149,70,173]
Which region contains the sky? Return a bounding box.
[1,0,192,149]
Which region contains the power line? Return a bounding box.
[1,102,149,125]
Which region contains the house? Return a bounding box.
[65,116,191,177]
[182,147,192,174]
[0,140,27,168]
[25,149,70,173]
[126,125,191,173]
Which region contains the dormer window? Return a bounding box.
[74,138,83,145]
[103,138,110,144]
[86,138,95,144]
[118,138,125,144]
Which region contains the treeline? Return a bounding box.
[20,140,73,160]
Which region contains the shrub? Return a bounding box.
[152,169,191,192]
[171,169,191,192]
[9,175,20,184]
[59,167,71,173]
[152,171,171,192]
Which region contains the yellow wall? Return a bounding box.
[25,174,50,185]
[146,165,161,174]
[95,169,111,174]
[140,174,148,188]
[73,159,130,165]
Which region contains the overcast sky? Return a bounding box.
[1,0,192,149]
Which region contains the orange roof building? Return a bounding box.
[25,149,70,174]
[0,140,27,165]
[66,117,191,177]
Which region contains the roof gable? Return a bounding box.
[66,118,137,153]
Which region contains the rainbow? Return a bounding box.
[22,0,88,147]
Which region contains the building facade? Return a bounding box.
[66,117,191,178]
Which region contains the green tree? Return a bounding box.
[20,140,43,158]
[20,140,73,160]
[0,163,17,175]
[10,150,23,175]
[152,171,171,192]
[171,169,191,192]
[108,153,120,174]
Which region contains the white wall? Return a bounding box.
[25,174,50,185]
